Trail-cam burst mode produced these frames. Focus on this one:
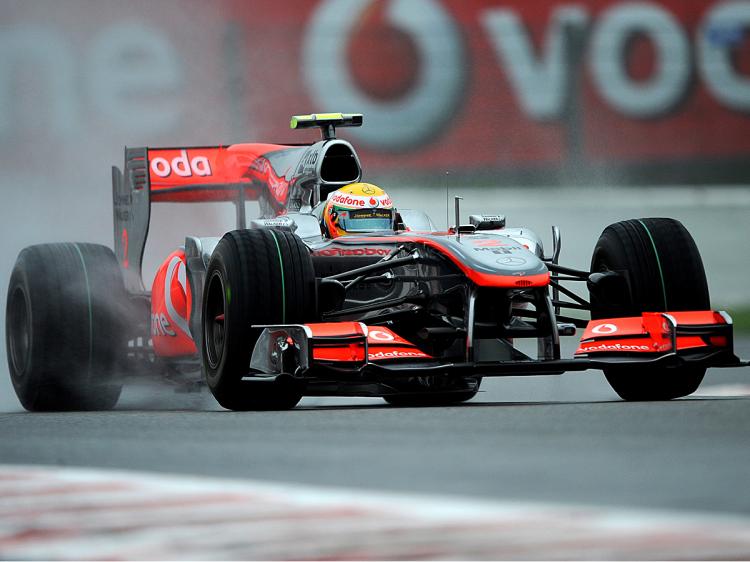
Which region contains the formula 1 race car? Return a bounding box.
[6,113,747,411]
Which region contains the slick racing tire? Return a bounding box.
[589,218,709,401]
[202,229,316,411]
[6,243,127,411]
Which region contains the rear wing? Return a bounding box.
[113,144,294,292]
[112,115,364,292]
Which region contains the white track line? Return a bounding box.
[1,465,749,560]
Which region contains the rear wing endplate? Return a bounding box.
[112,147,150,292]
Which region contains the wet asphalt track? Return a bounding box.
[1,339,749,517]
[2,186,749,545]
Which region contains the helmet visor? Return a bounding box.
[337,208,393,233]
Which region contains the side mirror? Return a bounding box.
[469,214,506,230]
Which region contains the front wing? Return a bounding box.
[245,312,747,395]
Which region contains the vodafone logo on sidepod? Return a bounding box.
[151,150,213,178]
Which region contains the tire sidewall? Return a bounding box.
[202,248,239,394]
[6,254,38,409]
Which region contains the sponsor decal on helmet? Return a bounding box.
[330,192,368,207]
[329,190,393,209]
[349,208,392,219]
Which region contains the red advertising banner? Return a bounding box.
[0,0,748,183]
[227,0,750,181]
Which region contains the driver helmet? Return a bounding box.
[323,183,394,239]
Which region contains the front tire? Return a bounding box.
[202,229,316,411]
[6,243,127,411]
[589,218,709,401]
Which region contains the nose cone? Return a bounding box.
[457,235,548,277]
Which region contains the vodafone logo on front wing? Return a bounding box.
[582,342,651,352]
[368,329,396,342]
[150,150,213,178]
[369,349,430,360]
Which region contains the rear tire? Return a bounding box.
[589,218,709,401]
[202,229,316,410]
[6,243,127,411]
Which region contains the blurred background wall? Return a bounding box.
[0,0,748,408]
[2,0,748,187]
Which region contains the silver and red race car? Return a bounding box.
[6,113,747,411]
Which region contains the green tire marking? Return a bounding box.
[268,230,286,323]
[637,220,668,310]
[72,243,93,379]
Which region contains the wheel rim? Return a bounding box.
[8,286,31,377]
[204,271,227,370]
